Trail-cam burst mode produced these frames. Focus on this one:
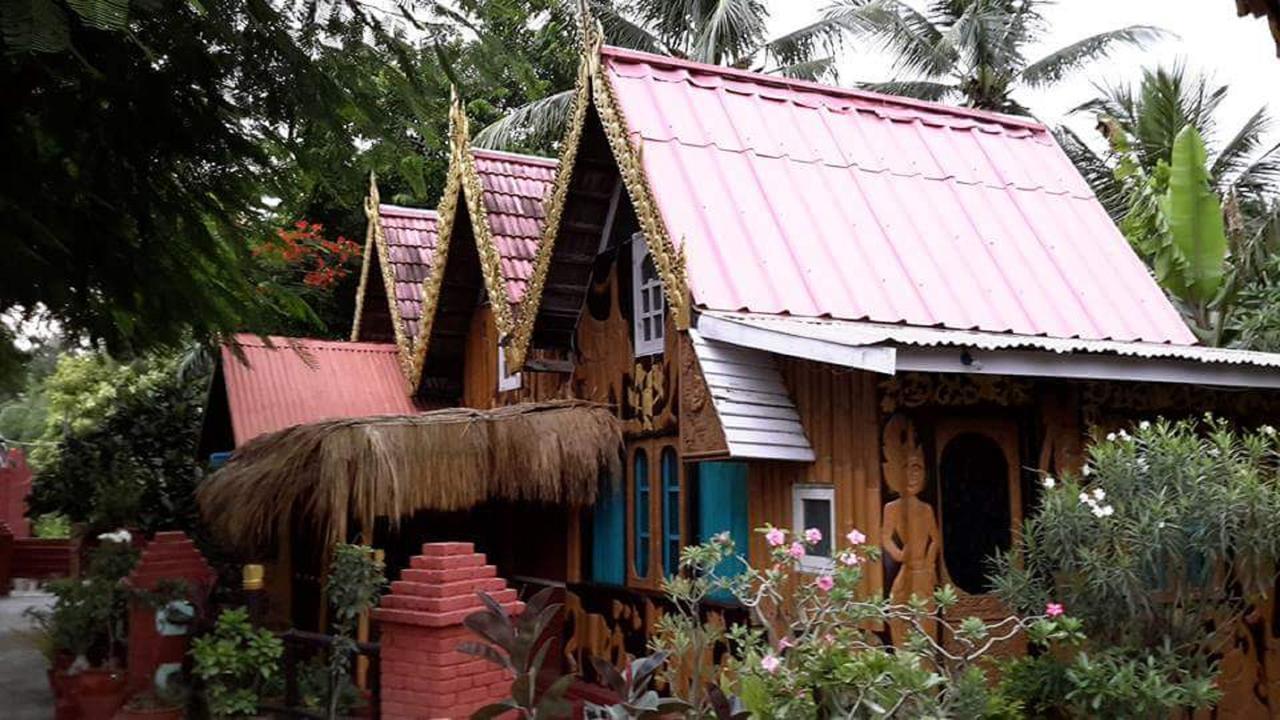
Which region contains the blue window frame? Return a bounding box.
[661,447,680,576]
[633,449,650,578]
[591,473,625,585]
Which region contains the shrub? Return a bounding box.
[992,416,1280,715]
[191,607,283,717]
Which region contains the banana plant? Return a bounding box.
[1111,121,1230,342]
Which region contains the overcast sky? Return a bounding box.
[769,0,1280,149]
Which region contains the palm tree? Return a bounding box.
[473,0,857,149]
[836,0,1165,115]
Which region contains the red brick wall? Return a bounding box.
[374,542,524,719]
[124,531,216,692]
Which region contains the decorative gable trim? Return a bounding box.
[407,92,521,393]
[350,175,415,378]
[509,19,690,370]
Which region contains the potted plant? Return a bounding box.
[191,607,283,718]
[30,530,139,720]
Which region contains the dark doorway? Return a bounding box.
[939,433,1012,594]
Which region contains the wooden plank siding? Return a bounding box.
[748,360,884,598]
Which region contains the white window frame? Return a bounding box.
[497,347,522,392]
[792,484,836,573]
[631,233,666,357]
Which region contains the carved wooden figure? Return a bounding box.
[880,414,941,644]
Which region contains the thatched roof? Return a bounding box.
[198,400,622,553]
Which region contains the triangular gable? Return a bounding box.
[350,175,438,375]
[406,93,557,398]
[513,31,1198,370]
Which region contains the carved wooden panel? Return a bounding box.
[677,333,728,459]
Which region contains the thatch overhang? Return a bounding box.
[198,400,622,554]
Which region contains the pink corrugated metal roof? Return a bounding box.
[471,148,558,304]
[601,46,1196,346]
[220,335,419,445]
[379,205,437,342]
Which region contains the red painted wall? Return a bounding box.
[0,449,32,538]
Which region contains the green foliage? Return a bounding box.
[585,651,693,719]
[715,528,1077,719]
[992,418,1280,716]
[32,512,71,538]
[321,544,387,720]
[28,535,140,664]
[839,0,1164,114]
[460,586,575,719]
[191,607,284,718]
[26,349,206,534]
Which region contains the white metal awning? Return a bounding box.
[688,330,815,462]
[696,311,1280,389]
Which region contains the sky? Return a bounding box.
[768,0,1280,149]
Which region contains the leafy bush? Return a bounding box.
[992,417,1280,715]
[321,544,386,719]
[28,532,140,665]
[32,512,71,538]
[191,607,284,718]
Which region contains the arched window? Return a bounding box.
[661,447,680,576]
[633,449,650,578]
[939,433,1013,594]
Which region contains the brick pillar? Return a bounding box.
[373,542,524,719]
[124,531,216,693]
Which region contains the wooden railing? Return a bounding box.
[260,629,381,719]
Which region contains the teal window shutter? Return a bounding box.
[634,450,650,578]
[696,461,749,598]
[661,447,681,576]
[591,474,625,585]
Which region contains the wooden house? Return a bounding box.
[201,40,1280,712]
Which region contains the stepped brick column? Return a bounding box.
[374,542,524,719]
[124,531,216,693]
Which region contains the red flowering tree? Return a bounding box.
[250,220,362,336]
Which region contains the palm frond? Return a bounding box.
[860,79,956,103]
[1210,107,1279,198]
[766,56,836,82]
[66,0,130,30]
[472,89,575,152]
[835,0,954,78]
[592,1,667,55]
[763,12,853,72]
[1055,125,1127,221]
[1,0,71,53]
[692,0,766,65]
[1225,143,1280,203]
[1022,26,1168,88]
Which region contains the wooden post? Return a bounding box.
[355,548,383,689]
[243,563,266,626]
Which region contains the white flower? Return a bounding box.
[1118,430,1130,440]
[1102,506,1115,517]
[1139,421,1150,431]
[1106,432,1117,442]
[1041,476,1056,489]
[1092,487,1106,502]
[1156,521,1166,529]
[1262,425,1276,437]
[1081,465,1092,477]
[1091,504,1115,518]
[1079,492,1091,505]
[97,529,132,544]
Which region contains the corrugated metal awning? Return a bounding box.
[697,311,1280,389]
[689,330,815,462]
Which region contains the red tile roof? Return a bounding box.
[471,148,558,305]
[601,46,1196,346]
[378,205,437,343]
[219,335,418,446]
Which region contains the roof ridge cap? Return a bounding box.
[599,45,1046,132]
[471,147,559,166]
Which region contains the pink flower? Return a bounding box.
[761,654,781,673]
[765,528,786,547]
[1045,602,1065,618]
[815,575,835,592]
[846,529,867,545]
[804,527,823,544]
[840,551,861,566]
[788,541,805,559]
[778,637,795,650]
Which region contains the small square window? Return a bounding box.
[792,484,835,573]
